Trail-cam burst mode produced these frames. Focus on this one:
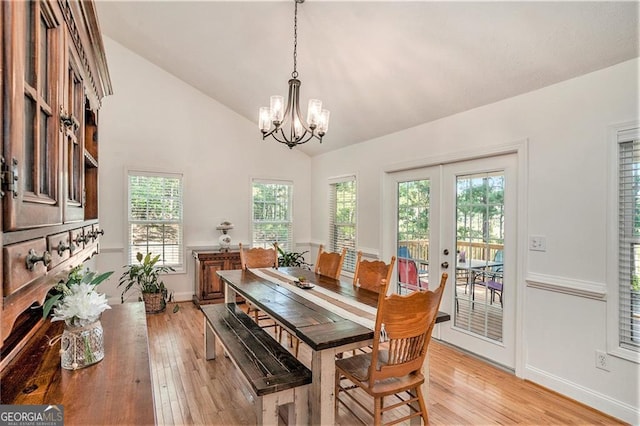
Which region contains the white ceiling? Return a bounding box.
[95,1,639,157]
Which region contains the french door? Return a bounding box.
[384,153,517,368]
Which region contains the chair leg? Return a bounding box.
[374,396,382,426]
[415,385,428,425]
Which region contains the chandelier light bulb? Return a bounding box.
[317,109,330,135]
[270,95,284,123]
[307,99,322,127]
[259,107,271,132]
[294,117,303,139]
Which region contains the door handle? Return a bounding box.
[441,261,449,269]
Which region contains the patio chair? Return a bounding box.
[335,273,448,425]
[397,245,428,275]
[397,258,428,293]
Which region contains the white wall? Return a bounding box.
[310,59,639,423]
[95,37,312,303]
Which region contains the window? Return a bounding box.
[252,179,293,250]
[618,131,640,352]
[127,171,183,269]
[329,176,357,272]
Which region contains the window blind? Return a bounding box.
[128,171,184,268]
[252,180,293,250]
[329,176,357,272]
[619,136,640,352]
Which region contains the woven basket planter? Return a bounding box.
[142,292,165,314]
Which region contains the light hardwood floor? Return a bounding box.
[146,302,625,425]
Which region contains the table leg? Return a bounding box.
[224,281,237,304]
[310,348,337,426]
[204,319,217,360]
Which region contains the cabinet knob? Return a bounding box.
[56,241,73,256]
[74,234,87,244]
[26,249,52,271]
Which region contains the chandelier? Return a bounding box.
[259,0,330,149]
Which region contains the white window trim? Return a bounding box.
[125,168,185,273]
[607,121,640,363]
[250,178,294,250]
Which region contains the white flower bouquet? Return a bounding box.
[44,266,114,369]
[44,266,114,326]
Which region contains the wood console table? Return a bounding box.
[0,302,155,425]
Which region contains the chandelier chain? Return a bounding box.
[292,0,298,78]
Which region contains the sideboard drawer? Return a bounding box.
[3,239,49,297]
[69,227,85,254]
[47,231,71,269]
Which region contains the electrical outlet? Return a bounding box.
[595,350,609,371]
[529,235,547,252]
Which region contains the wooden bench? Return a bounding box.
[202,303,311,425]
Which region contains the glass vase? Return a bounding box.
[60,319,104,370]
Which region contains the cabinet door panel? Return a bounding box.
[201,259,226,300]
[3,1,63,231]
[62,43,85,223]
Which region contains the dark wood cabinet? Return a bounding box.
[1,0,111,366]
[193,250,242,305]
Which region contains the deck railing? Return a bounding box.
[398,240,503,263]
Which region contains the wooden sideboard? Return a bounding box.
[193,249,242,305]
[0,302,155,425]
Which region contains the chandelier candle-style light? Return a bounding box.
[259,0,330,149]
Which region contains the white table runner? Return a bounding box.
[249,268,377,330]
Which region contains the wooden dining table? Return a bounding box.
[217,267,450,425]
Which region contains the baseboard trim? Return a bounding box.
[524,364,638,424]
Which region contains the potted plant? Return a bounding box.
[118,252,177,314]
[276,244,311,269]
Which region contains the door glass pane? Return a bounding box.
[24,2,36,86]
[397,179,430,294]
[39,14,48,99]
[39,109,49,195]
[454,171,505,342]
[24,96,36,192]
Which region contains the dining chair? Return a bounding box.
[239,242,278,270]
[343,252,397,357]
[352,251,396,293]
[314,244,347,279]
[238,242,279,329]
[335,273,448,425]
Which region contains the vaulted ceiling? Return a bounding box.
[95,1,639,156]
